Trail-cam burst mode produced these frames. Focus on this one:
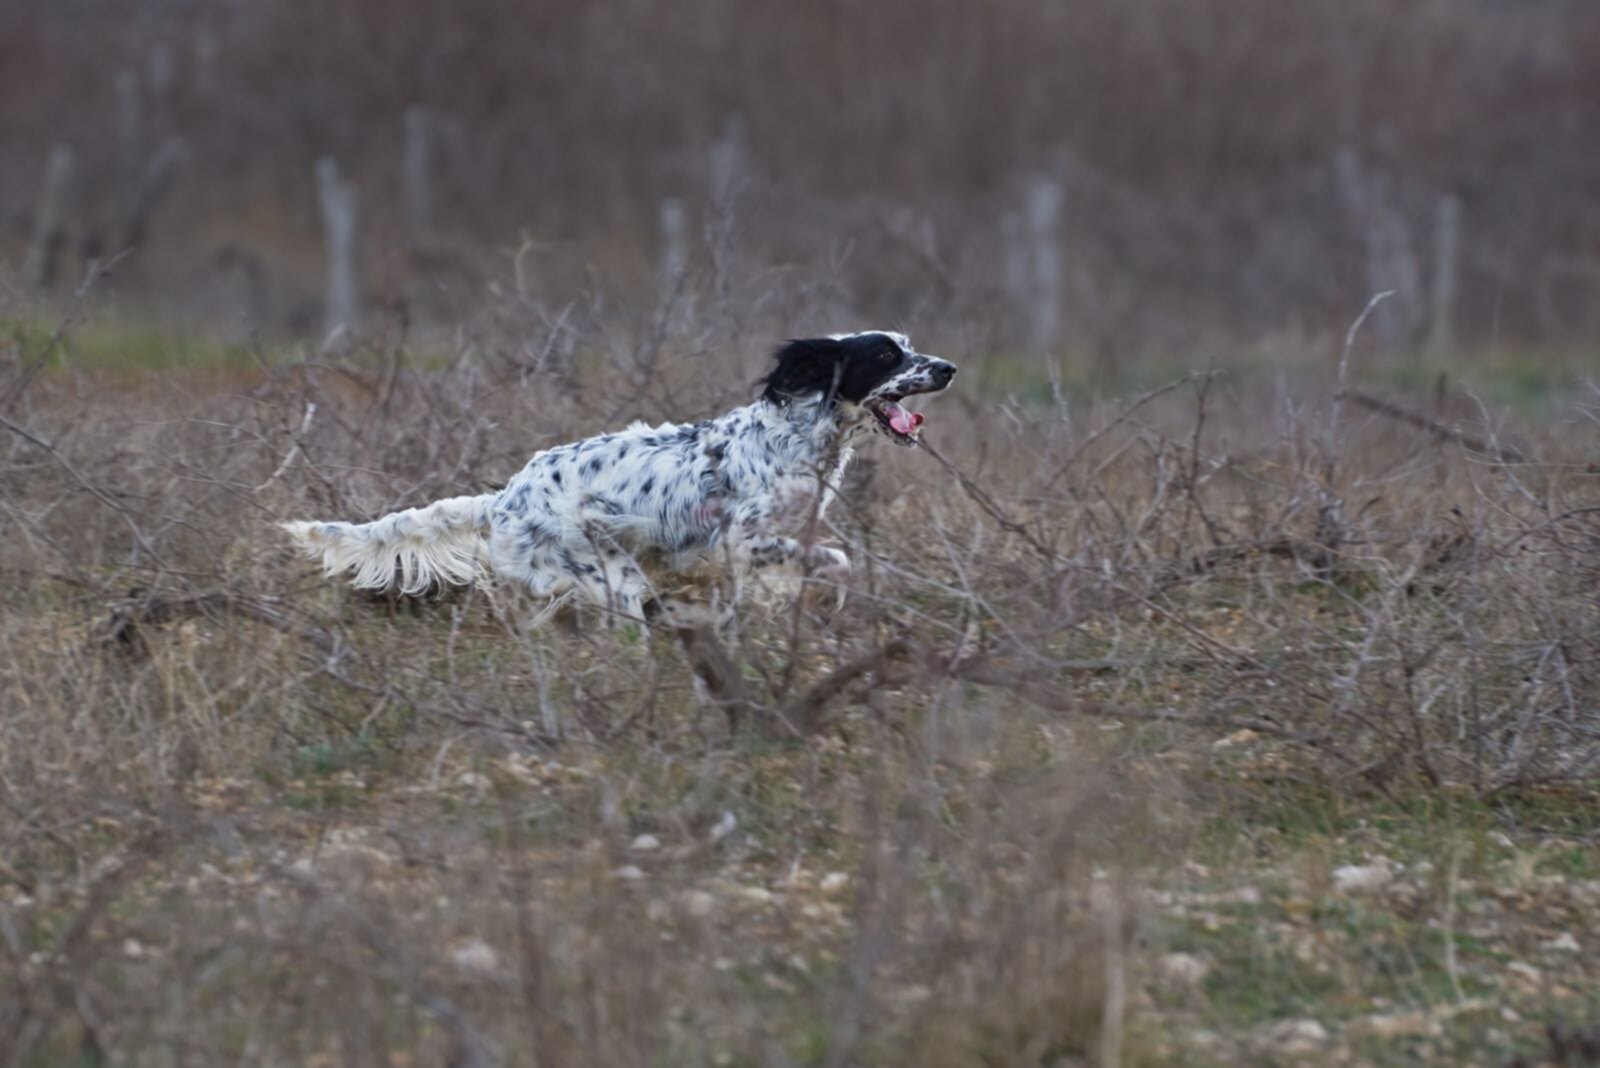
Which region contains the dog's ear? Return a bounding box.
[760,338,845,404]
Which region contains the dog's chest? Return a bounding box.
[743,446,853,528]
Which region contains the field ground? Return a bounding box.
[2,313,1598,1066]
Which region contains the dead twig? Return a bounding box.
[99,588,337,656]
[675,624,753,734]
[788,638,1333,746]
[922,437,1058,564]
[0,411,172,573]
[785,639,915,734]
[1337,390,1526,463]
[946,655,1332,745]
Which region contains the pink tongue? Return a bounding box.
[888,404,924,435]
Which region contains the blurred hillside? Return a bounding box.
[2,0,1597,354]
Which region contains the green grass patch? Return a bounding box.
[6,316,259,371]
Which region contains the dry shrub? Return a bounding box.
[0,277,1597,1060]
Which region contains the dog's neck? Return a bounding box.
[748,394,862,470]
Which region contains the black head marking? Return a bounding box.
[760,333,911,406]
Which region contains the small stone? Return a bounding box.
[455,771,491,794]
[613,865,646,882]
[450,939,499,976]
[318,844,394,886]
[630,834,661,852]
[820,872,850,895]
[1541,932,1580,953]
[500,755,539,783]
[1333,863,1392,894]
[122,938,146,959]
[1268,1018,1328,1053]
[681,890,717,917]
[1506,961,1542,984]
[1157,952,1211,986]
[736,885,773,905]
[1213,729,1259,748]
[1354,1011,1439,1039]
[709,811,738,844]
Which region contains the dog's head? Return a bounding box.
[759,331,957,447]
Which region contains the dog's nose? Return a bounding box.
[929,360,957,386]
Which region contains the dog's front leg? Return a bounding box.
[726,498,850,577]
[803,543,851,575]
[735,535,850,576]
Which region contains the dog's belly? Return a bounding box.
[485,484,727,594]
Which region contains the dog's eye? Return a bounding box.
[880,351,898,363]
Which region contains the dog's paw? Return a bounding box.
[807,546,851,577]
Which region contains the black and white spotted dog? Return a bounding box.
[281,331,957,621]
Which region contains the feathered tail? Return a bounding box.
[280,494,495,595]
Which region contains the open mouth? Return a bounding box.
[867,396,926,446]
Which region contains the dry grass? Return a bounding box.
[1,284,1598,1065]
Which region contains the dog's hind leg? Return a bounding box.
[563,553,652,629]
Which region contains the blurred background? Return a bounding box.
[4,11,1600,1063]
[2,0,1597,364]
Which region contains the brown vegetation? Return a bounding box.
[1,269,1598,1062]
[3,1,1600,1061]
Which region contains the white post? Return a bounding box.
[122,138,185,249]
[1364,172,1400,353]
[1376,196,1424,351]
[1333,148,1365,220]
[402,105,433,253]
[24,146,74,290]
[116,69,142,163]
[146,43,174,98]
[193,28,218,97]
[1000,209,1028,327]
[658,196,688,293]
[316,157,360,335]
[1425,194,1461,356]
[707,114,744,306]
[1026,177,1063,352]
[1336,152,1423,353]
[708,115,743,211]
